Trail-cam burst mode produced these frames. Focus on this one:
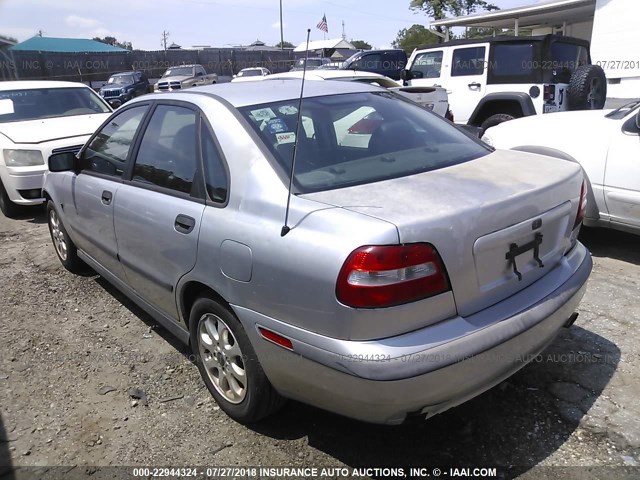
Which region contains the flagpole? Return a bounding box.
[279,0,284,50]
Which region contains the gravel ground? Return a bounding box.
[0,206,639,479]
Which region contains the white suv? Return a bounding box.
[404,35,607,132]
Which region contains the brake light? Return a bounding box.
[336,244,449,308]
[574,180,588,228]
[446,109,454,122]
[543,84,555,101]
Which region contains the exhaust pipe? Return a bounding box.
[564,312,579,328]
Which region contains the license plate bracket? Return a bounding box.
[505,232,544,281]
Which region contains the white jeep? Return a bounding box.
[403,34,607,132]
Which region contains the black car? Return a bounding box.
[99,71,149,107]
[341,49,408,81]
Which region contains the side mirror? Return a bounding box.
[400,70,410,81]
[48,152,77,172]
[636,110,640,129]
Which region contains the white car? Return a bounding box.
[483,101,640,234]
[264,70,450,118]
[0,81,112,217]
[231,67,271,82]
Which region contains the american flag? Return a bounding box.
[316,14,328,33]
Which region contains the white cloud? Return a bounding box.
[65,15,100,29]
[271,21,287,29]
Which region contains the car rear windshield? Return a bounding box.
[0,87,111,123]
[239,91,490,193]
[239,70,262,77]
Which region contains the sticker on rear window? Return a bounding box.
[267,118,288,134]
[0,98,14,115]
[250,108,276,122]
[278,105,298,115]
[276,132,296,144]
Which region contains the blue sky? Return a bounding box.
[1,0,536,50]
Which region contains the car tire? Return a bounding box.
[189,296,285,423]
[480,114,516,135]
[46,201,84,273]
[567,65,607,110]
[0,179,21,218]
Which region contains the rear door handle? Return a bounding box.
[175,214,196,234]
[101,190,113,205]
[468,82,481,89]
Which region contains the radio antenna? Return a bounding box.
[281,28,311,237]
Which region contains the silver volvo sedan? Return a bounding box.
[44,79,592,425]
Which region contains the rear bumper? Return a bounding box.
[0,165,46,205]
[234,242,591,424]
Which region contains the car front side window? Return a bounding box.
[132,104,198,195]
[412,51,444,78]
[81,105,147,177]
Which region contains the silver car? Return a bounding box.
[44,80,592,425]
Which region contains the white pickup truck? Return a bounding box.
[154,64,218,92]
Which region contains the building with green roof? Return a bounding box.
[10,36,128,53]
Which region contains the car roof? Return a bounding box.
[269,70,387,81]
[414,34,589,51]
[164,79,382,108]
[0,80,90,91]
[240,67,265,71]
[110,71,140,76]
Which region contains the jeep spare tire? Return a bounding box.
[567,65,607,110]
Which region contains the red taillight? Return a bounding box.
[574,180,588,228]
[258,327,294,350]
[543,84,555,101]
[446,109,454,122]
[336,244,449,309]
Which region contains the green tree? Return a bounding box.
[392,24,440,54]
[351,40,372,50]
[275,41,295,48]
[409,0,499,36]
[93,36,133,50]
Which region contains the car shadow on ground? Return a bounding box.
[0,414,15,479]
[249,326,619,476]
[10,205,46,225]
[580,227,640,266]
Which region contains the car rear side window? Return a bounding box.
[133,105,198,195]
[201,124,228,203]
[81,105,147,177]
[451,47,486,76]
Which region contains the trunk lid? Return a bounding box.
[302,149,583,317]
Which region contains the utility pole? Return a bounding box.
[342,21,346,40]
[161,30,170,51]
[279,0,284,50]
